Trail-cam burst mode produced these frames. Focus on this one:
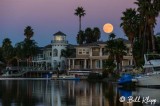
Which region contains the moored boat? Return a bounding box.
[135,54,160,87]
[118,74,137,86]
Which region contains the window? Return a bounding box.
[86,49,89,54]
[61,49,65,57]
[92,47,100,56]
[78,49,82,54]
[78,48,89,55]
[53,49,58,57]
[96,60,100,68]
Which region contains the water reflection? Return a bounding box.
[0,80,160,106]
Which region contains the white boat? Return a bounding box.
[136,54,160,87]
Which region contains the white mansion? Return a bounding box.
[32,31,133,72]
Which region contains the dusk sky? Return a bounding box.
[0,0,160,47]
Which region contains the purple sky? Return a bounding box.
[0,0,160,47]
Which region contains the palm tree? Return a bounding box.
[105,33,116,59]
[135,0,160,53]
[105,34,127,71]
[24,26,34,40]
[74,7,86,31]
[120,8,138,49]
[85,27,93,43]
[93,27,101,42]
[114,39,127,71]
[23,39,38,59]
[2,38,14,66]
[76,30,85,44]
[109,33,116,40]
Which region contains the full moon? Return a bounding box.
[103,23,114,33]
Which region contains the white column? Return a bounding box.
[100,48,102,56]
[130,59,133,65]
[90,48,92,56]
[100,59,102,69]
[72,59,75,69]
[122,60,123,66]
[68,59,71,70]
[90,59,92,69]
[84,59,86,69]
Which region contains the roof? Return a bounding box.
[76,38,130,47]
[44,44,52,48]
[115,38,130,44]
[53,31,66,36]
[77,41,106,47]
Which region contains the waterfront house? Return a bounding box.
[32,31,133,72]
[67,39,133,72]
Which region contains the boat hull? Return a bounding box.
[136,74,160,87]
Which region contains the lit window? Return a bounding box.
[55,36,62,41]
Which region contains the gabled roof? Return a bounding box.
[53,31,66,36]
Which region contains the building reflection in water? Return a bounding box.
[0,80,160,106]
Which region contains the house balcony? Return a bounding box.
[51,40,68,44]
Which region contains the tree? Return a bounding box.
[24,26,34,40]
[120,8,138,49]
[15,41,25,60]
[85,27,93,43]
[84,27,101,44]
[114,39,127,71]
[60,47,75,58]
[135,0,160,53]
[103,59,116,77]
[23,39,38,59]
[105,33,116,59]
[74,7,86,31]
[2,38,14,66]
[76,30,85,44]
[105,34,127,71]
[93,27,101,42]
[0,47,4,62]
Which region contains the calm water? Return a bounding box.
[0,80,160,106]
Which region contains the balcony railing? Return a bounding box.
[92,52,100,56]
[51,40,68,44]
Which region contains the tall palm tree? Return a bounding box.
[120,8,138,49]
[135,0,160,53]
[74,7,86,31]
[24,26,34,40]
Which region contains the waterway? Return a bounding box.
[0,80,160,106]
